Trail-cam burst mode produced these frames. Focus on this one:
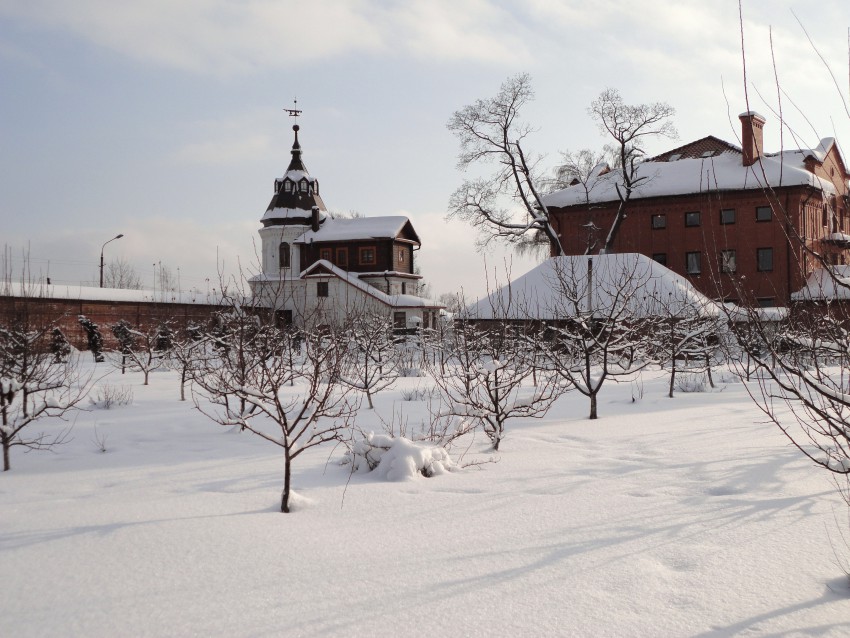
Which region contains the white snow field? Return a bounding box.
[2,363,850,637]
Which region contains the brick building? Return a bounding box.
[544,112,850,306]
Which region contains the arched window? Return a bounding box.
[279,242,291,269]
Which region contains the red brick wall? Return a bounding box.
[0,296,222,351]
[550,185,826,306]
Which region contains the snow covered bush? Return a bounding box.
[342,432,457,480]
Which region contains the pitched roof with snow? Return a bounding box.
[791,265,850,301]
[463,254,720,321]
[295,216,420,244]
[299,260,439,308]
[543,137,840,208]
[2,282,225,305]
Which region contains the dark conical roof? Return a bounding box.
[262,125,328,227]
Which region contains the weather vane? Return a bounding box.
[284,98,302,124]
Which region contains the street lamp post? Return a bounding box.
[100,234,124,288]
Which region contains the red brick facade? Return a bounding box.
[548,118,849,306]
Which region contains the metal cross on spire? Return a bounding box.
[283,98,302,124]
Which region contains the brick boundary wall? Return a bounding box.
[0,295,224,351]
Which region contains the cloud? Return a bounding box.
[0,0,533,74]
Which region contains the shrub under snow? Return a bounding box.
[344,433,458,480]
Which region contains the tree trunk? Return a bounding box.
[366,389,374,410]
[180,367,187,401]
[589,393,598,420]
[281,452,292,513]
[2,436,9,472]
[668,361,676,398]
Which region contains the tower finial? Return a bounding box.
[284,98,302,125]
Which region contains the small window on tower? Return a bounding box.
[283,181,291,193]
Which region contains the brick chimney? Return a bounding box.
[739,111,766,167]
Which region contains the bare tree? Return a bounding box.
[650,290,723,398]
[108,320,170,385]
[340,309,400,409]
[447,74,564,255]
[535,256,656,419]
[548,149,609,254]
[193,319,359,513]
[103,257,143,289]
[588,88,677,252]
[0,316,89,471]
[427,319,562,451]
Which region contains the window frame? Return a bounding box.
[719,249,737,274]
[685,211,701,227]
[756,205,772,222]
[720,208,736,225]
[278,242,291,269]
[651,253,667,266]
[320,248,333,262]
[359,246,376,266]
[651,214,667,230]
[336,247,348,268]
[685,251,702,274]
[316,281,329,298]
[757,247,774,272]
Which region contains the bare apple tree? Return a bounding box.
[193,317,359,513]
[0,314,89,471]
[427,316,562,451]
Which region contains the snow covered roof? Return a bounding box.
[261,206,328,224]
[1,282,225,305]
[543,140,838,208]
[295,216,419,244]
[300,260,440,309]
[791,266,850,301]
[464,254,720,321]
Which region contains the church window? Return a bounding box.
[320,248,332,262]
[398,248,405,264]
[283,181,291,193]
[336,248,348,267]
[279,242,291,269]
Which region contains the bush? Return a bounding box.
[90,384,134,409]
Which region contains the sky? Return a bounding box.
[1,0,849,299]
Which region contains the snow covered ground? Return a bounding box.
[2,363,850,637]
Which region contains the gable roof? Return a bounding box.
[295,216,420,244]
[300,259,439,308]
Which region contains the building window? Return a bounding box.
[719,249,737,273]
[320,248,332,262]
[393,311,406,330]
[720,209,736,225]
[652,253,667,266]
[317,281,329,297]
[651,214,667,229]
[756,206,772,222]
[336,248,348,267]
[300,180,308,192]
[757,247,774,272]
[685,211,701,227]
[359,247,376,265]
[283,181,291,193]
[279,242,291,269]
[757,297,776,308]
[398,248,406,264]
[686,251,701,274]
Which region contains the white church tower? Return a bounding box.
[257,123,328,279]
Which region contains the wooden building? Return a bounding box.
[544,112,850,306]
[249,124,441,329]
